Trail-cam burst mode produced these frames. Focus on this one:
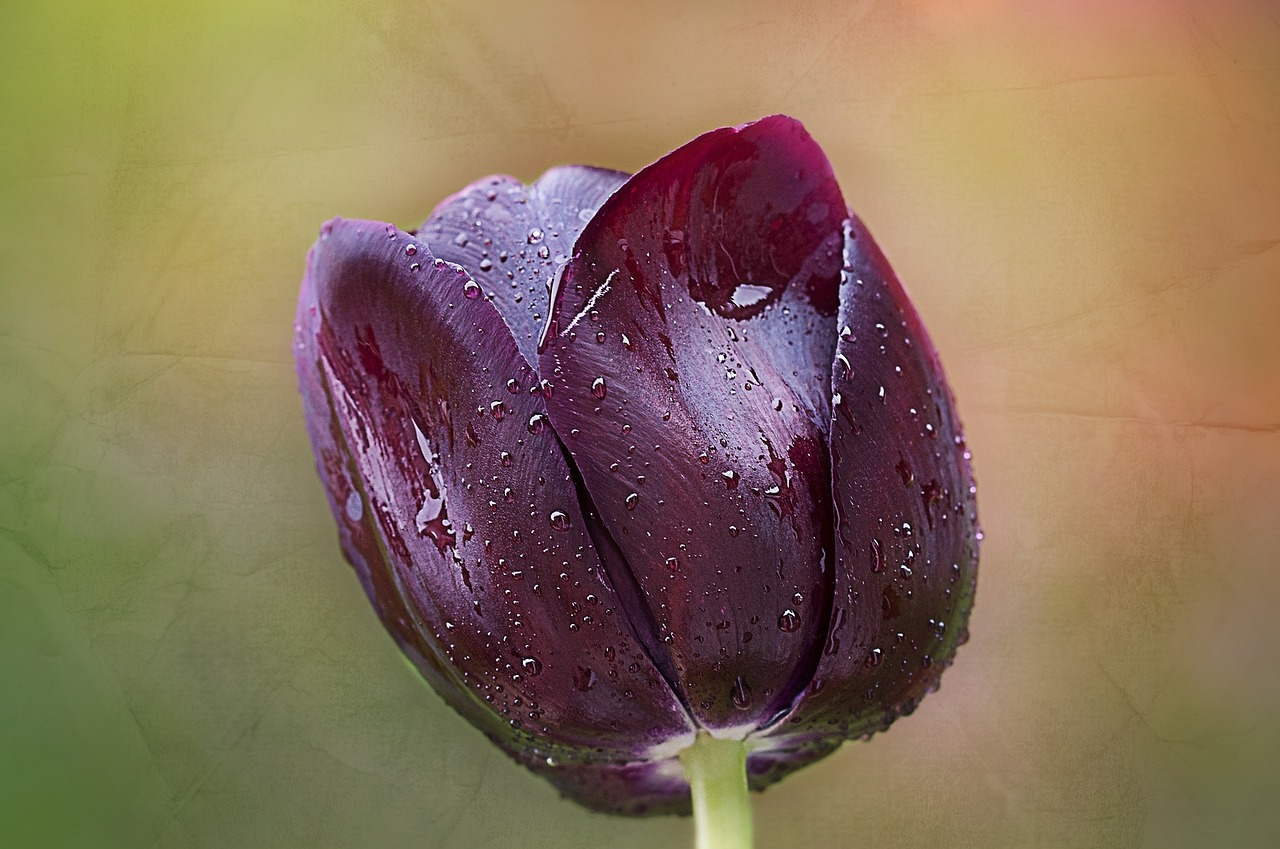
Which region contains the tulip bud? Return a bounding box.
[294,115,978,818]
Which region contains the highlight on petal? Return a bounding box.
[538,115,849,733]
[752,216,979,751]
[293,218,695,775]
[416,165,629,369]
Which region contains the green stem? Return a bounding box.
[680,734,753,849]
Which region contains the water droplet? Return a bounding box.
[538,379,553,399]
[464,280,482,300]
[731,675,753,710]
[527,413,548,434]
[839,325,853,341]
[870,538,884,572]
[527,227,544,244]
[536,244,550,259]
[621,333,632,349]
[549,510,571,532]
[500,451,513,467]
[778,609,799,632]
[864,647,883,668]
[522,657,543,676]
[728,525,739,537]
[489,400,506,420]
[895,457,913,486]
[573,666,597,692]
[625,492,639,510]
[664,556,679,572]
[453,233,469,247]
[835,353,853,381]
[345,491,362,522]
[591,377,608,399]
[721,470,740,489]
[404,243,418,256]
[478,258,493,272]
[506,378,520,394]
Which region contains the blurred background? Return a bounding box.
[3,0,1279,846]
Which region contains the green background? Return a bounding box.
[3,1,1279,846]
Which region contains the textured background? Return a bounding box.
[3,1,1279,847]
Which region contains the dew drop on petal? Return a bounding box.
[591,377,608,399]
[778,609,799,632]
[345,491,362,522]
[522,657,543,676]
[549,510,571,532]
[573,666,597,692]
[731,675,753,710]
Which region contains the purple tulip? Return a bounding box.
[293,115,978,821]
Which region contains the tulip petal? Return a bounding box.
[416,166,629,369]
[294,219,695,767]
[522,754,692,816]
[754,217,979,750]
[538,116,848,732]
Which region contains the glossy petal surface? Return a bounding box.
[294,218,694,768]
[538,116,847,732]
[417,166,629,369]
[756,217,979,747]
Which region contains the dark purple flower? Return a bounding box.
[293,115,978,816]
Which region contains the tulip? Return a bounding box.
[294,115,978,847]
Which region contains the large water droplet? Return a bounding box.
[591,377,608,399]
[463,280,482,300]
[345,491,362,522]
[573,666,597,692]
[522,656,543,676]
[625,492,639,510]
[549,510,571,532]
[777,609,799,632]
[731,675,753,710]
[527,413,548,434]
[527,227,545,244]
[721,469,740,489]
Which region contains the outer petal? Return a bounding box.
[754,217,979,751]
[537,116,847,733]
[293,219,695,775]
[417,166,629,369]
